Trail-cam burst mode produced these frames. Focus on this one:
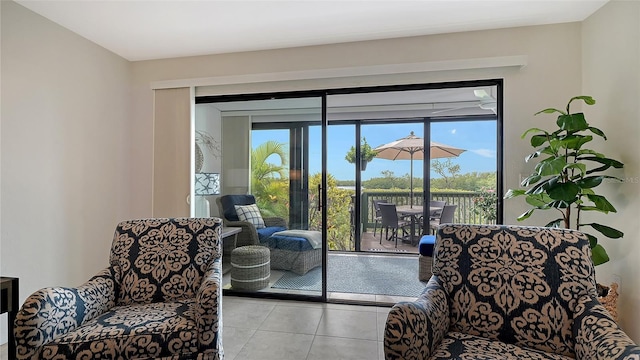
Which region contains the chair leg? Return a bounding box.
[395,229,398,248]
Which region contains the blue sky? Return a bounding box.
[252,121,496,181]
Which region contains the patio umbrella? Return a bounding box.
[374,131,466,207]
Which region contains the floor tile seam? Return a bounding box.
[254,327,318,336]
[323,305,379,314]
[314,330,379,342]
[273,303,327,313]
[312,334,380,343]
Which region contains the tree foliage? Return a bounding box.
[308,173,354,250]
[251,141,289,218]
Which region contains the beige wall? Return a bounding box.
[131,15,639,338]
[1,0,638,345]
[582,0,640,339]
[0,1,133,341]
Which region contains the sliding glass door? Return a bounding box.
[193,79,502,304]
[195,95,326,299]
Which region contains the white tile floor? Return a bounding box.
[0,295,391,360]
[222,295,389,360]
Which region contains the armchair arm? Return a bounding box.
[14,267,118,359]
[264,217,287,228]
[222,219,259,247]
[384,276,450,360]
[573,294,640,359]
[195,257,223,354]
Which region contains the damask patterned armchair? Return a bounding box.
[14,218,224,360]
[385,224,640,360]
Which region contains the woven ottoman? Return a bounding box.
[418,235,436,282]
[264,230,322,275]
[231,245,271,290]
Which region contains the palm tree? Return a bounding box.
[251,141,289,218]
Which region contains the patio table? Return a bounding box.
[396,205,442,245]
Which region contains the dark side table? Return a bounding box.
[1,277,18,360]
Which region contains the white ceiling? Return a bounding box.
[16,0,608,62]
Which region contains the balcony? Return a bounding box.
[323,190,497,254]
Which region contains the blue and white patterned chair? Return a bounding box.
[385,224,640,360]
[14,218,224,360]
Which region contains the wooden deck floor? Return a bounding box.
[357,229,420,254]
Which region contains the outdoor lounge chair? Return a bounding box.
[216,194,287,248]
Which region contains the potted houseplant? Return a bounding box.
[345,137,378,170]
[504,96,624,316]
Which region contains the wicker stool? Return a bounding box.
[231,245,271,290]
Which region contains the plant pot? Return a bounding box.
[361,159,368,171]
[597,282,619,322]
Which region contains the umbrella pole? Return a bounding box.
[410,152,414,208]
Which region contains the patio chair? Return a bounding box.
[429,204,456,234]
[428,200,446,220]
[379,203,411,248]
[417,200,446,235]
[372,199,388,239]
[384,224,640,359]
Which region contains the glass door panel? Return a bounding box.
[324,124,356,252]
[361,123,425,250]
[429,119,498,231]
[195,97,324,298]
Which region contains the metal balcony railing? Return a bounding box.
[360,190,495,230]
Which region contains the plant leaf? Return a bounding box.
[580,156,624,169]
[564,163,586,178]
[535,108,565,116]
[560,135,593,150]
[530,135,549,147]
[525,193,553,208]
[521,127,549,139]
[547,182,580,201]
[577,149,603,157]
[557,113,588,132]
[585,194,617,213]
[583,223,624,238]
[548,199,571,209]
[520,174,541,187]
[591,244,609,266]
[587,126,607,139]
[585,233,598,248]
[525,179,552,195]
[576,176,603,189]
[504,189,526,199]
[525,151,541,162]
[535,157,566,176]
[568,95,596,106]
[516,208,535,221]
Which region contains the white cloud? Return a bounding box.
[451,129,457,135]
[471,149,496,158]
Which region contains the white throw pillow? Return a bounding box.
[234,204,266,229]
